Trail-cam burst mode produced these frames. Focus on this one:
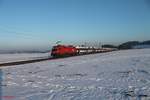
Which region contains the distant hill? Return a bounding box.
[133,44,150,49]
[140,40,150,45]
[118,40,150,49]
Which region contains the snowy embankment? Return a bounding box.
[1,49,150,100]
[0,53,50,63]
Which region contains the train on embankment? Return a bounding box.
[0,45,116,67]
[51,45,116,57]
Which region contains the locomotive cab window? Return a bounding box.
[52,48,57,51]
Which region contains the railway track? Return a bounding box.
[0,50,114,67]
[0,55,81,67]
[0,57,53,67]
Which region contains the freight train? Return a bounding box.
[51,45,116,57]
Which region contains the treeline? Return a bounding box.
[102,40,150,50]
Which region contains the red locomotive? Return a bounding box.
[51,45,77,57]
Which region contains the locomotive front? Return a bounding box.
[51,45,77,57]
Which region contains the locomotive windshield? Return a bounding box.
[52,48,57,51]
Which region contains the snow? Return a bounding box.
[0,53,50,63]
[1,49,150,100]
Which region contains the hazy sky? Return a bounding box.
[0,0,150,50]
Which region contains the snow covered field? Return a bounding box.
[0,53,50,63]
[1,49,150,100]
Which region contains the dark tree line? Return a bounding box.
[118,40,150,50]
[102,44,118,48]
[118,41,139,49]
[102,40,150,50]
